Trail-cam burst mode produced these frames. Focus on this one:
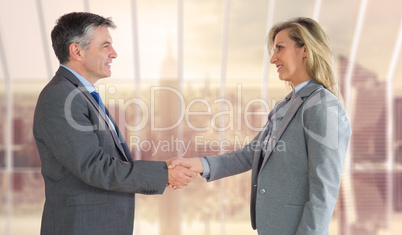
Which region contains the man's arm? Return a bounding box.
[36,84,192,193]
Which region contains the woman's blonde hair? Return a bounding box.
[268,17,340,98]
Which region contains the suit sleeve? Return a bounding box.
[204,123,267,181]
[296,91,351,234]
[35,84,168,194]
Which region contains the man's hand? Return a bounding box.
[168,157,203,173]
[165,157,203,189]
[166,163,197,189]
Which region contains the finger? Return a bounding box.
[168,164,176,169]
[180,168,196,183]
[183,168,197,178]
[181,175,193,185]
[172,159,192,169]
[168,159,183,169]
[173,176,190,187]
[169,166,194,186]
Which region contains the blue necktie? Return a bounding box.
[90,91,127,160]
[90,91,106,114]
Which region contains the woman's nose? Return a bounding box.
[270,53,276,64]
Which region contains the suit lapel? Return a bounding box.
[57,67,129,161]
[260,97,304,169]
[259,80,323,170]
[250,121,270,228]
[251,122,270,182]
[83,88,129,161]
[105,109,131,162]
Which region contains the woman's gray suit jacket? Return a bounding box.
[204,80,351,235]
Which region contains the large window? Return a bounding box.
[1,0,402,234]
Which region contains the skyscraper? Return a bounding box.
[155,41,181,235]
[338,55,390,234]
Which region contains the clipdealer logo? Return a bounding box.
[63,84,278,133]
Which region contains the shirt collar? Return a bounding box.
[60,64,96,93]
[286,79,312,100]
[294,79,312,96]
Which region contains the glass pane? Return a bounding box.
[0,172,44,235]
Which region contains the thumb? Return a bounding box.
[168,158,184,169]
[183,167,197,178]
[168,163,176,169]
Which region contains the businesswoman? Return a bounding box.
[170,17,351,235]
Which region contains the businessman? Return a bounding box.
[33,12,195,235]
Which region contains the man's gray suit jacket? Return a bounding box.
[33,66,168,235]
[204,80,351,235]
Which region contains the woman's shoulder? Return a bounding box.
[305,85,343,106]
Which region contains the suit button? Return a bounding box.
[259,189,266,195]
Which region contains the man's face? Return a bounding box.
[80,26,117,82]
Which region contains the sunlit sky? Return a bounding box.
[0,0,401,92]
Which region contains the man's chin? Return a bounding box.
[103,71,112,78]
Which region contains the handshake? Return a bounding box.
[165,158,204,189]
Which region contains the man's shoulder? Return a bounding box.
[35,72,86,116]
[42,66,80,92]
[40,75,75,98]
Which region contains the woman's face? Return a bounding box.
[270,28,309,86]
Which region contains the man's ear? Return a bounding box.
[69,43,83,62]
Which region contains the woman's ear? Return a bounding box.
[302,45,307,58]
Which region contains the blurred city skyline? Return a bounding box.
[1,0,402,235]
[0,0,401,91]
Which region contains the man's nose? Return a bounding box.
[110,46,118,59]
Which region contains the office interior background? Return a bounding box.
[1,0,402,234]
